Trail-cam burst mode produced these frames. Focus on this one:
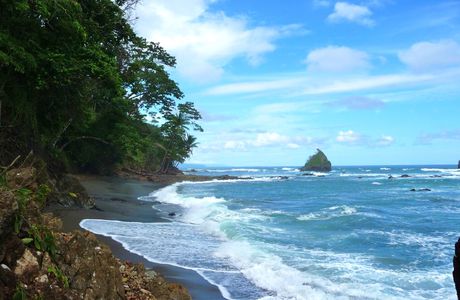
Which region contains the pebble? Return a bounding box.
[1,264,11,271]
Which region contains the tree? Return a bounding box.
[0,0,202,173]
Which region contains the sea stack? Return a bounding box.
[458,160,460,169]
[300,149,332,172]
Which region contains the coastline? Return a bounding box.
[47,175,226,300]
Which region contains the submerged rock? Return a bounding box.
[300,149,332,172]
[400,174,411,178]
[410,188,431,192]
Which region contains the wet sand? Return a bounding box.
[48,175,226,300]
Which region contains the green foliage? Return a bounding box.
[12,283,27,300]
[14,188,32,233]
[47,265,69,288]
[27,224,57,259]
[1,0,201,173]
[36,184,51,206]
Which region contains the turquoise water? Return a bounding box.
[81,165,460,299]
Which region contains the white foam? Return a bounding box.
[372,182,382,185]
[421,168,460,177]
[339,173,386,178]
[380,167,391,170]
[297,206,357,221]
[205,168,264,173]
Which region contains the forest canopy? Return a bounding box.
[0,0,201,174]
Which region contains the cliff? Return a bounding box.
[300,149,332,172]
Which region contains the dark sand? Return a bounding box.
[48,175,226,300]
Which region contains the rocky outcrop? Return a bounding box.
[458,160,460,169]
[120,261,191,300]
[55,230,125,299]
[0,166,192,300]
[300,149,332,172]
[52,174,95,208]
[6,166,94,208]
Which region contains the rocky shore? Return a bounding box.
[0,162,229,299]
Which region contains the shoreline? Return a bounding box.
[48,174,227,300]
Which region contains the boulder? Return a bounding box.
[6,167,38,190]
[53,175,94,208]
[14,249,39,279]
[300,149,332,172]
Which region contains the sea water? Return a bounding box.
[80,165,460,299]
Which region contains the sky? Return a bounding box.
[133,0,460,166]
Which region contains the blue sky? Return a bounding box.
[134,0,460,166]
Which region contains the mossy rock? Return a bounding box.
[300,149,332,172]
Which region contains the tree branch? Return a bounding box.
[59,136,111,151]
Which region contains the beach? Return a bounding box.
[48,175,226,300]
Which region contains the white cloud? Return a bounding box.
[135,0,299,82]
[287,143,301,149]
[377,135,394,146]
[224,140,247,150]
[205,78,304,95]
[313,0,331,7]
[327,2,375,26]
[219,132,318,151]
[306,46,371,72]
[336,131,395,147]
[252,132,289,147]
[336,130,361,143]
[204,72,437,97]
[303,73,434,94]
[398,40,460,71]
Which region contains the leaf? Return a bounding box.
[21,237,33,245]
[68,192,78,198]
[34,238,41,250]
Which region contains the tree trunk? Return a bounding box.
[51,118,73,148]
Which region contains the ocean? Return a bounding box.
[80,165,460,300]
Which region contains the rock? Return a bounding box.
[6,167,38,190]
[0,190,18,241]
[1,264,11,272]
[168,212,176,217]
[53,174,95,208]
[300,149,332,172]
[410,188,431,192]
[458,160,460,169]
[400,174,411,178]
[388,175,394,179]
[14,249,39,279]
[301,173,314,176]
[55,230,125,299]
[36,274,48,283]
[145,270,157,280]
[41,213,63,231]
